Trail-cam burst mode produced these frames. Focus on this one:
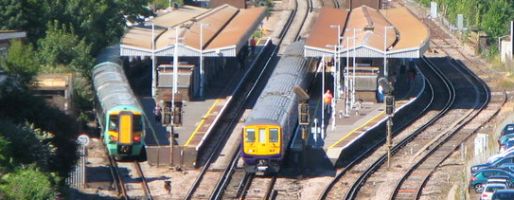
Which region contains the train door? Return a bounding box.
[119,111,133,144]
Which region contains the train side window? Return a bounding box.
[246,128,255,142]
[133,115,143,131]
[108,115,118,131]
[270,128,279,142]
[259,128,266,143]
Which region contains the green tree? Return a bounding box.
[0,167,56,200]
[0,0,52,43]
[38,21,94,80]
[480,0,513,38]
[0,40,40,85]
[0,121,54,171]
[0,136,11,174]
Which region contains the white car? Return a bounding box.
[481,183,507,200]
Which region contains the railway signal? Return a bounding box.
[379,77,395,168]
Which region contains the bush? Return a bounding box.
[0,167,56,200]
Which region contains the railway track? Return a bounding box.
[107,151,153,200]
[184,0,312,198]
[389,63,498,200]
[193,0,314,199]
[340,45,497,200]
[319,55,450,199]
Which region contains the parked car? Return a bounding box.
[501,124,514,136]
[499,135,514,151]
[498,163,514,174]
[471,155,514,174]
[489,147,514,163]
[487,175,512,187]
[481,183,507,200]
[491,189,514,199]
[470,169,514,193]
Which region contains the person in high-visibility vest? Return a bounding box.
[323,90,333,114]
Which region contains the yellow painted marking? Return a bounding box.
[184,99,221,146]
[119,114,133,144]
[328,111,385,149]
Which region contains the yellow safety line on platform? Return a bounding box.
[184,99,221,147]
[328,111,385,149]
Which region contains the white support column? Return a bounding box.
[151,23,157,98]
[199,23,209,98]
[321,57,325,139]
[172,27,179,119]
[199,25,204,98]
[351,28,357,108]
[345,37,350,116]
[384,26,388,77]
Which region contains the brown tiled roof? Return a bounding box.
[122,27,165,49]
[121,4,265,55]
[305,5,428,56]
[207,7,265,50]
[183,5,239,50]
[210,0,246,9]
[151,6,208,27]
[305,8,349,49]
[342,6,396,50]
[385,7,429,51]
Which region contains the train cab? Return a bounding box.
[104,107,145,159]
[242,121,283,173]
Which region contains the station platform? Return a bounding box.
[292,66,425,166]
[140,39,271,168]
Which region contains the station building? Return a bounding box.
[304,5,429,101]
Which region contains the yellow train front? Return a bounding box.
[241,41,310,174]
[242,120,284,173]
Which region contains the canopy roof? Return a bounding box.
[304,6,429,58]
[120,4,265,57]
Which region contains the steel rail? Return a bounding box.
[341,56,455,200]
[133,162,153,200]
[106,154,129,200]
[388,57,492,200]
[318,56,443,199]
[206,0,312,198]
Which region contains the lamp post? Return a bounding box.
[329,24,341,100]
[383,26,394,77]
[151,23,157,99]
[172,26,182,125]
[199,23,209,98]
[351,28,361,108]
[344,37,351,116]
[326,44,337,130]
[321,57,326,139]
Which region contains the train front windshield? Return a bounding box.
[133,115,143,131]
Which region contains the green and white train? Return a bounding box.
[92,45,145,159]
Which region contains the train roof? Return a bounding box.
[245,41,308,126]
[92,45,142,113]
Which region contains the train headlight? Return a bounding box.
[249,149,253,153]
[133,136,141,143]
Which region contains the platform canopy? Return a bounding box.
[121,4,266,57]
[304,6,429,58]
